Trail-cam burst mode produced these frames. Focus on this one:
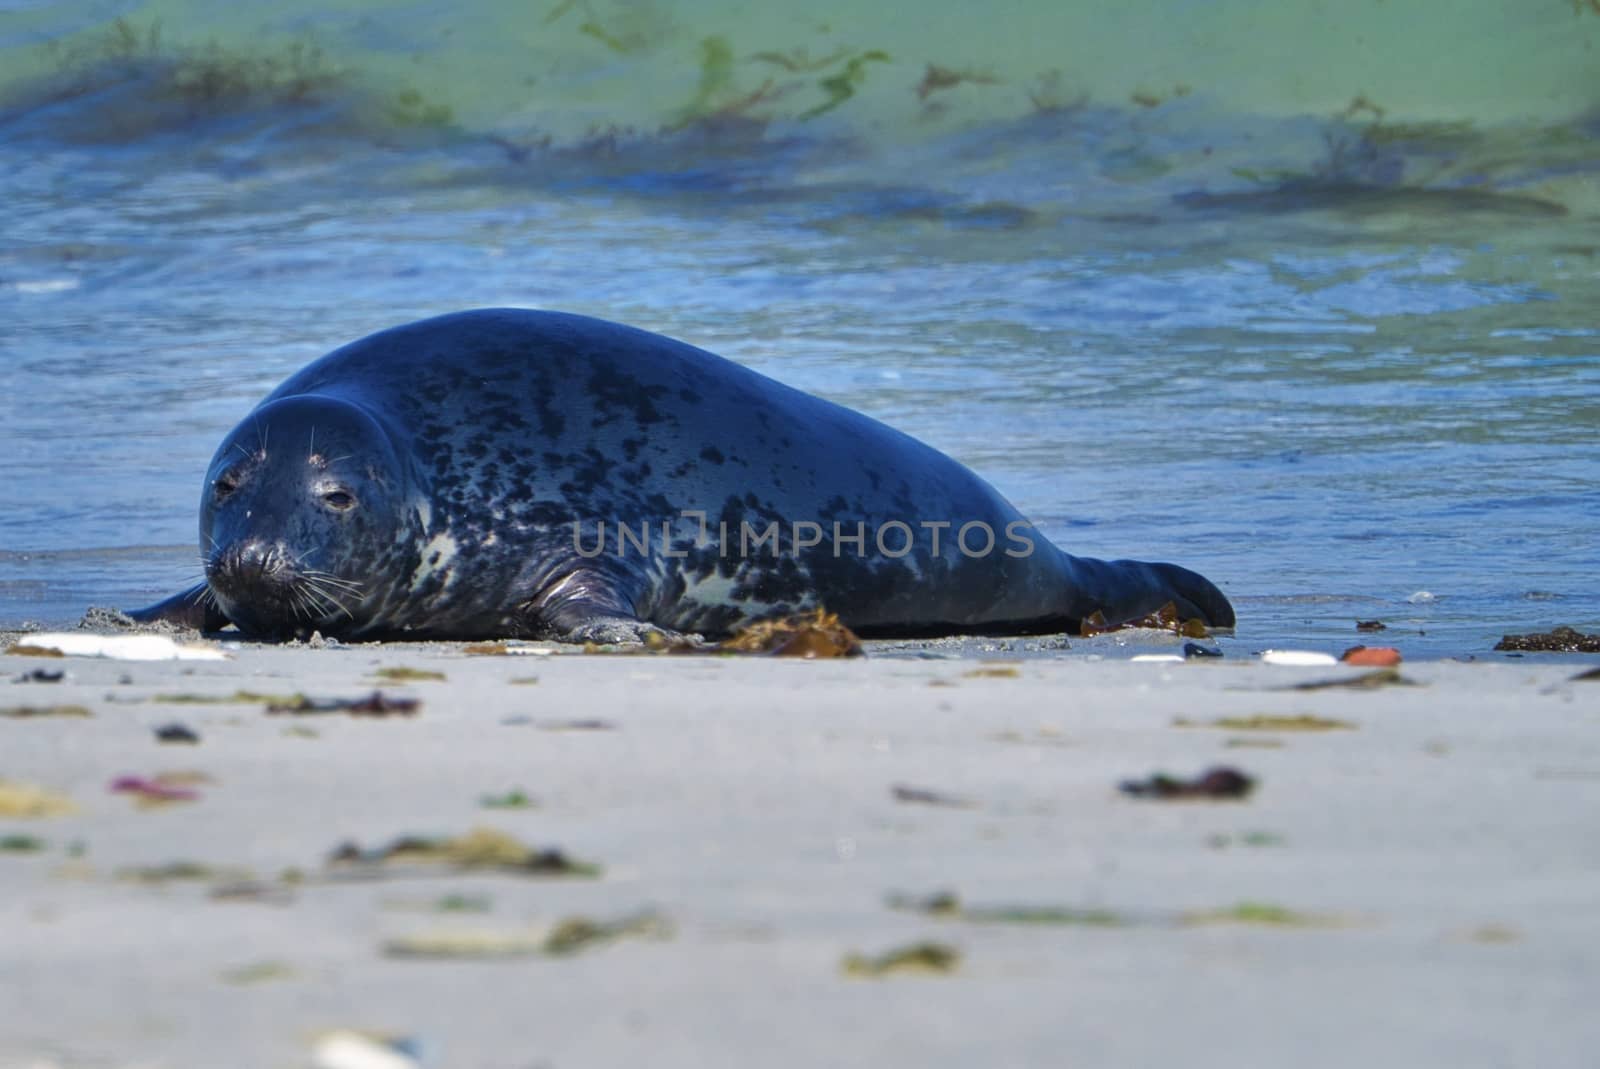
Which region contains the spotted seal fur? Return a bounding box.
[128,309,1234,642]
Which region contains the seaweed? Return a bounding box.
[1081,602,1210,638]
[328,827,600,878]
[0,834,47,853]
[479,788,537,809]
[842,941,959,978]
[382,910,670,960]
[110,774,202,805]
[372,667,446,682]
[891,784,977,809]
[1175,714,1354,732]
[800,50,890,120]
[889,892,1124,927]
[544,0,669,55]
[710,609,863,658]
[1119,766,1255,800]
[1182,901,1341,928]
[1288,668,1416,691]
[266,691,419,716]
[42,18,347,110]
[1,704,90,718]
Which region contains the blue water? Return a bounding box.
[1,7,1597,659]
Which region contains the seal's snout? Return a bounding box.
[208,540,298,608]
[215,540,289,583]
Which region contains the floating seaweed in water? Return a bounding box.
[544,0,673,56]
[41,18,347,109]
[800,50,891,120]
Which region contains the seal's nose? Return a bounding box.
[209,541,292,593]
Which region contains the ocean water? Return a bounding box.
[1,1,1597,659]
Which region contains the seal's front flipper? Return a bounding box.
[126,584,230,632]
[525,568,683,646]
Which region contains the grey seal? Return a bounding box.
[128,309,1234,642]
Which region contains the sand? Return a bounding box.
[2,633,1598,1069]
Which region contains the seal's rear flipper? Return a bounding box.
[1144,561,1235,628]
[1071,558,1235,629]
[126,584,230,632]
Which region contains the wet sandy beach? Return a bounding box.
[2,633,1597,1068]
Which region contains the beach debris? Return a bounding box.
[0,779,76,817]
[1,703,91,718]
[1260,649,1338,666]
[116,860,251,884]
[1355,620,1387,632]
[1464,924,1521,944]
[328,826,600,878]
[891,783,977,808]
[1205,831,1287,849]
[5,633,227,661]
[962,663,1021,678]
[110,772,206,806]
[842,941,960,978]
[479,788,536,809]
[1224,737,1284,749]
[1175,714,1354,732]
[266,691,419,716]
[1288,667,1415,691]
[312,1031,422,1069]
[371,667,445,682]
[11,667,64,682]
[1181,901,1342,928]
[155,689,299,704]
[710,609,864,658]
[1081,602,1210,639]
[2,643,63,658]
[380,892,493,914]
[461,642,509,655]
[1494,626,1600,653]
[1183,642,1223,659]
[0,834,47,853]
[1119,766,1255,800]
[210,878,297,904]
[509,675,541,684]
[154,722,201,744]
[220,960,297,985]
[536,718,615,731]
[888,891,1124,927]
[383,910,670,960]
[1341,645,1403,667]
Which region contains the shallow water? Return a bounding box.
[2,3,1597,659]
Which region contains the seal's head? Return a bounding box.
[201,395,409,637]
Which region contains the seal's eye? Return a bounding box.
[322,489,357,512]
[214,475,239,501]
